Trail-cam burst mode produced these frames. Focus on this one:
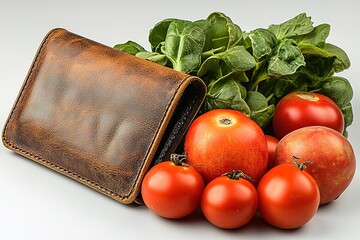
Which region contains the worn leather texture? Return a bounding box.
[2,28,206,204]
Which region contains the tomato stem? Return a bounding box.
[292,156,313,170]
[223,170,254,182]
[170,154,188,166]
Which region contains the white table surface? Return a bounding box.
[1,0,359,239]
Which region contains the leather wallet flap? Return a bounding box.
[2,28,206,204]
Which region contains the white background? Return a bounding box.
[1,0,359,239]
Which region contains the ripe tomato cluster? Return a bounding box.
[141,92,356,230]
[141,153,321,229]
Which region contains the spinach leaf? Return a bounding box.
[268,39,305,76]
[245,91,275,127]
[201,46,226,61]
[164,20,206,73]
[271,75,307,97]
[203,77,250,115]
[297,57,335,85]
[341,102,353,128]
[114,41,146,55]
[248,28,278,60]
[297,43,334,58]
[204,12,242,51]
[197,46,256,77]
[149,18,177,52]
[318,76,353,107]
[293,24,330,47]
[113,12,353,132]
[324,43,351,72]
[268,13,313,40]
[241,32,252,50]
[248,58,272,92]
[135,52,169,66]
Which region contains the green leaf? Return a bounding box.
[204,12,242,51]
[149,18,177,52]
[197,46,256,77]
[201,46,226,61]
[203,77,250,115]
[268,39,305,76]
[241,32,252,50]
[268,75,307,97]
[248,28,278,60]
[292,24,330,47]
[341,102,353,128]
[113,41,146,55]
[298,57,335,84]
[318,76,353,106]
[298,43,334,58]
[164,20,206,73]
[268,13,313,40]
[245,91,275,127]
[135,52,168,66]
[324,43,351,72]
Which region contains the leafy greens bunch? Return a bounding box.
[114,12,353,136]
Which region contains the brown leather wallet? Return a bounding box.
[2,28,206,204]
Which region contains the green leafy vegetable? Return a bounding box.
[248,28,278,60]
[204,12,242,51]
[164,20,207,73]
[114,12,353,136]
[324,43,351,72]
[197,46,256,77]
[317,76,353,136]
[135,52,168,66]
[293,24,330,47]
[268,13,313,40]
[318,76,353,106]
[245,91,275,128]
[149,18,177,52]
[114,41,146,55]
[268,39,305,76]
[203,77,250,115]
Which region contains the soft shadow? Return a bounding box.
[316,200,336,212]
[216,212,306,237]
[165,207,207,225]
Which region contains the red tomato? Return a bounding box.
[201,171,258,229]
[265,135,279,169]
[273,92,344,139]
[257,160,320,229]
[184,109,268,184]
[274,126,356,205]
[141,155,204,219]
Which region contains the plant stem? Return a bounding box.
[292,156,313,170]
[223,170,254,182]
[170,154,188,166]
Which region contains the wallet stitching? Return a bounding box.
[5,144,124,200]
[2,29,128,201]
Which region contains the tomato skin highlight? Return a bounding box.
[273,92,344,139]
[201,176,258,229]
[184,109,268,184]
[257,163,320,229]
[141,161,204,219]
